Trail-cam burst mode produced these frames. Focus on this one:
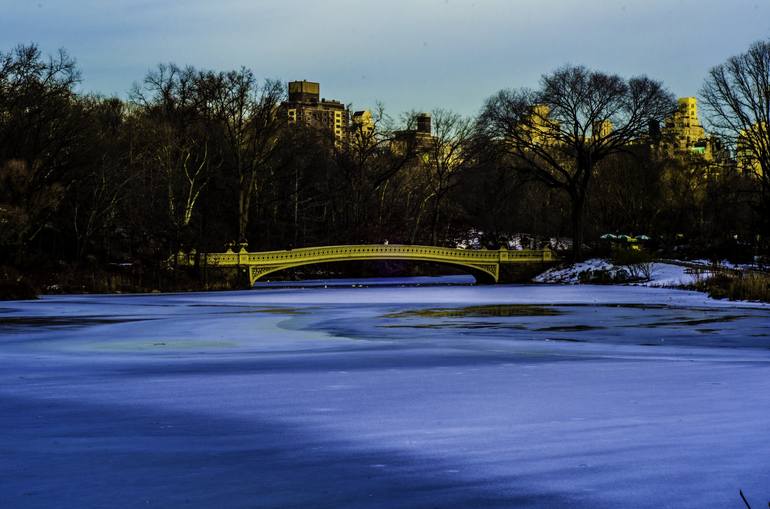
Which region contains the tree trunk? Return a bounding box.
[238,170,256,243]
[570,193,586,261]
[238,184,249,242]
[430,195,441,246]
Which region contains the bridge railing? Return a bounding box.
[241,245,501,265]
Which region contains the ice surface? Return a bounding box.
[1,280,769,508]
[254,274,476,288]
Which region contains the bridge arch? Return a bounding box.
[248,257,499,285]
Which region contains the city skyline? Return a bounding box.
[3,0,770,118]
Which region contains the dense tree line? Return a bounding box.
[1,40,769,291]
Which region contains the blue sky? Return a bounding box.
[2,0,769,116]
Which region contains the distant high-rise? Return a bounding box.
[281,80,348,143]
[592,119,613,139]
[416,113,432,134]
[351,110,375,140]
[288,80,320,103]
[524,104,558,146]
[663,97,712,159]
[737,122,766,177]
[391,112,436,155]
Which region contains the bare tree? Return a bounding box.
[131,64,214,248]
[0,44,84,261]
[420,109,473,245]
[202,71,285,242]
[330,104,416,242]
[479,65,674,259]
[70,97,135,261]
[701,39,770,213]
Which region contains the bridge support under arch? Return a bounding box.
[245,260,502,287]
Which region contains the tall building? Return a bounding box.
[281,80,348,143]
[416,112,432,134]
[737,122,767,177]
[524,104,559,145]
[391,112,435,155]
[663,97,712,159]
[351,110,375,140]
[591,119,613,139]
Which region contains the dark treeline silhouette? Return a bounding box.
[1,40,769,292]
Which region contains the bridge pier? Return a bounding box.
[497,262,557,283]
[468,268,498,285]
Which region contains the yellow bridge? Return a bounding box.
[175,244,556,286]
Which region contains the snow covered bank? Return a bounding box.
[534,258,714,288]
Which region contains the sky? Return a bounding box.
[2,0,769,117]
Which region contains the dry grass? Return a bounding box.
[694,271,770,303]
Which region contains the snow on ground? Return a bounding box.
[689,258,767,271]
[534,258,713,287]
[1,282,770,508]
[640,262,712,288]
[533,258,615,284]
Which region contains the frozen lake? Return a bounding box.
[2,279,770,508]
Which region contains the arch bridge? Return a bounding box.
[175,244,557,286]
